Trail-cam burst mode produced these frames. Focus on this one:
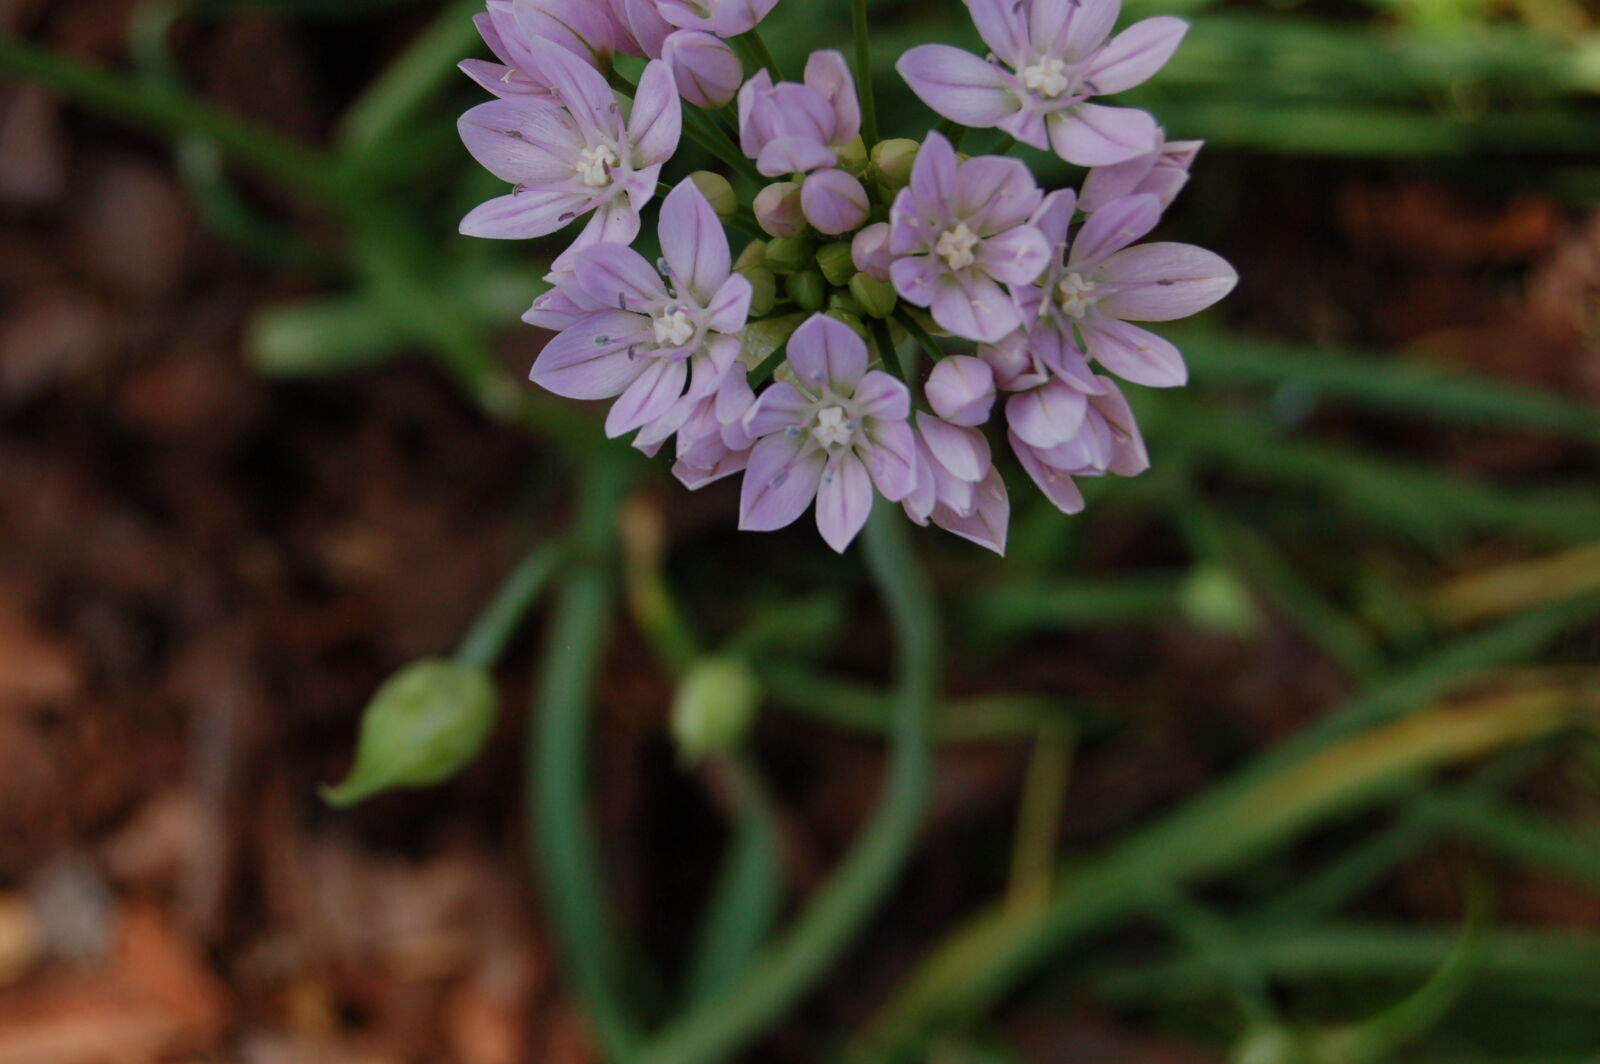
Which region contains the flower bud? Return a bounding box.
[671,656,760,763]
[765,234,817,274]
[663,30,744,108]
[734,239,767,272]
[851,222,893,281]
[816,242,857,287]
[825,308,869,340]
[743,266,778,316]
[754,181,806,239]
[689,170,738,223]
[849,273,899,319]
[926,355,996,427]
[871,138,920,192]
[837,134,869,175]
[1180,564,1261,638]
[801,169,870,236]
[827,290,865,317]
[322,660,497,807]
[788,269,828,312]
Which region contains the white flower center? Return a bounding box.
[810,405,856,449]
[1056,273,1099,319]
[576,144,620,188]
[935,223,981,271]
[1021,57,1072,99]
[652,308,696,347]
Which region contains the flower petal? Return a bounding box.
[815,452,875,552]
[863,418,919,502]
[854,370,911,422]
[740,434,827,532]
[743,380,812,438]
[460,189,590,239]
[933,466,1009,554]
[659,178,731,304]
[1068,193,1162,267]
[1047,103,1159,167]
[801,169,870,235]
[574,242,668,311]
[977,225,1051,286]
[628,59,683,165]
[1007,378,1090,448]
[705,273,754,335]
[917,412,991,482]
[527,40,622,143]
[806,50,861,148]
[1086,16,1187,95]
[1030,187,1079,251]
[1094,242,1239,320]
[605,357,688,437]
[530,310,651,398]
[786,314,869,396]
[1012,431,1087,514]
[458,99,581,184]
[968,0,1029,67]
[957,155,1043,233]
[662,30,742,108]
[756,137,837,178]
[930,272,1023,344]
[897,46,1018,130]
[1081,316,1187,387]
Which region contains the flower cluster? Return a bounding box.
[459,0,1236,553]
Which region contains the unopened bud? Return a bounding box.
[765,234,817,274]
[754,181,805,239]
[734,239,767,272]
[828,290,865,317]
[837,134,869,175]
[744,267,778,316]
[816,242,857,287]
[788,269,827,312]
[851,222,893,281]
[672,657,760,763]
[871,138,920,193]
[926,355,996,426]
[801,169,869,236]
[825,308,868,340]
[689,171,738,222]
[849,273,899,319]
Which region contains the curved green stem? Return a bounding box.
[455,540,566,670]
[529,460,644,1062]
[635,505,937,1064]
[851,0,879,146]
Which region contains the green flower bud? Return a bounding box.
[744,266,778,316]
[672,657,761,763]
[788,269,827,312]
[871,138,920,193]
[1180,564,1261,638]
[837,134,869,175]
[850,273,900,319]
[825,308,868,340]
[322,660,497,807]
[766,235,817,274]
[828,290,865,317]
[689,171,738,222]
[1232,1026,1307,1064]
[816,242,857,287]
[734,239,768,272]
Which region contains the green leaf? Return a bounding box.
[322,659,498,807]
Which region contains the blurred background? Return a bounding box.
[1,0,1599,1061]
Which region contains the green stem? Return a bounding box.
[635,505,937,1064]
[1005,727,1074,910]
[454,541,566,670]
[894,309,944,368]
[740,27,783,81]
[936,118,969,149]
[529,460,644,1062]
[684,106,763,184]
[870,318,914,384]
[336,0,481,155]
[851,0,879,146]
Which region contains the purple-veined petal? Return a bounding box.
[1078,150,1158,213]
[853,223,894,281]
[890,254,941,308]
[569,195,643,252]
[801,169,870,235]
[1007,378,1090,448]
[705,274,754,335]
[862,418,918,502]
[460,59,530,98]
[957,156,1042,234]
[902,442,937,525]
[622,0,674,56]
[1030,323,1105,394]
[1012,431,1087,513]
[968,0,1029,67]
[806,50,861,148]
[662,30,742,108]
[1081,316,1187,387]
[743,381,812,437]
[996,108,1050,152]
[710,0,780,37]
[686,334,741,400]
[1094,242,1239,320]
[737,70,776,157]
[917,412,990,482]
[1047,103,1159,167]
[756,137,837,178]
[526,40,622,143]
[514,0,618,67]
[1030,187,1079,251]
[740,434,827,532]
[815,451,874,552]
[460,189,590,239]
[606,357,689,437]
[977,225,1051,286]
[1036,410,1113,473]
[787,313,869,395]
[530,310,652,398]
[458,98,580,184]
[1060,0,1122,61]
[1068,193,1163,267]
[660,179,731,304]
[933,465,1009,554]
[628,60,682,165]
[930,272,1023,343]
[906,131,961,220]
[897,46,1017,129]
[854,370,911,421]
[1091,376,1152,475]
[926,355,996,427]
[575,242,668,311]
[1086,17,1187,95]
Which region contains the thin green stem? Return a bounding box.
[851,0,879,146]
[894,309,945,368]
[636,505,937,1064]
[870,318,914,385]
[336,0,481,155]
[455,540,566,670]
[936,118,969,149]
[529,460,644,1062]
[684,106,763,183]
[1006,727,1074,910]
[740,27,783,80]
